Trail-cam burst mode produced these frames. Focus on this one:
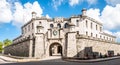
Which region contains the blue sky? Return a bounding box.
[0,0,120,42]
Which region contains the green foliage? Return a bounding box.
[3,39,12,47]
[0,39,12,53]
[0,42,3,53]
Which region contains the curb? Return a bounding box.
[0,56,41,62]
[63,56,120,63]
[0,57,16,62]
[1,54,120,63]
[0,57,41,62]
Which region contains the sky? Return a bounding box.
[0,0,120,42]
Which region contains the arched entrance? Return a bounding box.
[49,43,62,56]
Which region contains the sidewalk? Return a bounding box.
[0,54,120,63]
[0,55,61,62]
[63,56,120,63]
[0,55,42,62]
[0,55,18,62]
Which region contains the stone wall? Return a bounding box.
[4,40,30,57]
[66,32,77,57]
[34,34,45,58]
[76,37,120,58]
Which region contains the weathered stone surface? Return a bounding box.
[77,38,120,58]
[4,40,30,57]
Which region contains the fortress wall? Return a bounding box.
[4,40,30,57]
[77,38,120,58]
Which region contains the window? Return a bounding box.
[100,35,101,38]
[64,23,69,28]
[86,20,88,28]
[76,20,79,27]
[96,25,97,30]
[22,29,24,34]
[39,21,41,25]
[86,31,88,36]
[32,23,34,29]
[107,37,108,40]
[57,23,61,28]
[91,22,93,29]
[39,21,41,24]
[28,25,30,31]
[96,34,97,38]
[91,33,93,37]
[100,27,102,32]
[50,24,54,28]
[77,31,79,34]
[25,27,27,33]
[111,38,113,41]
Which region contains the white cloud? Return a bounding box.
[86,0,97,5]
[86,4,120,42]
[12,1,43,27]
[114,32,120,42]
[0,0,12,23]
[46,14,51,19]
[0,0,43,27]
[100,4,120,30]
[86,8,102,22]
[69,0,97,6]
[52,0,64,10]
[105,0,120,6]
[12,2,24,26]
[69,0,82,6]
[52,0,97,9]
[87,4,120,31]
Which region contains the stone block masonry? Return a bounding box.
[4,40,30,57]
[76,35,120,58]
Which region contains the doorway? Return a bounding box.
[49,43,62,56]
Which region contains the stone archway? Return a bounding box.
[49,43,62,56]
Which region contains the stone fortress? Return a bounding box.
[4,8,120,59]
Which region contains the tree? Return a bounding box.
[3,39,12,47]
[0,42,3,53]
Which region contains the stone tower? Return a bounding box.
[66,23,77,57]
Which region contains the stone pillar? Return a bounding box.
[66,32,77,57]
[29,39,33,58]
[34,33,45,58]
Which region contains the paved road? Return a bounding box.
[0,58,120,65]
[0,58,11,64]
